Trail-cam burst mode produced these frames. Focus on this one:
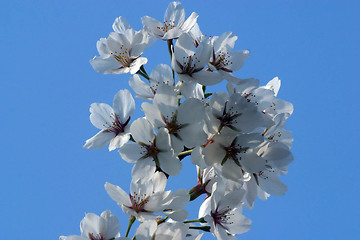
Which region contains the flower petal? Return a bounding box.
[119,142,144,163]
[258,172,287,196]
[89,103,115,130]
[150,64,174,87]
[142,102,164,129]
[192,71,223,86]
[164,2,185,25]
[80,213,101,237]
[129,57,148,74]
[178,124,207,149]
[129,74,154,100]
[213,32,237,54]
[181,12,198,32]
[158,151,182,176]
[90,56,120,74]
[177,98,204,124]
[112,16,133,34]
[83,130,115,150]
[105,182,132,207]
[130,118,155,144]
[131,158,156,182]
[153,85,178,121]
[227,50,250,71]
[113,89,135,123]
[109,133,130,151]
[174,33,195,62]
[100,210,121,239]
[142,16,164,38]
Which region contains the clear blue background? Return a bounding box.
[1,0,359,239]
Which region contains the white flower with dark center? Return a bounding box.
[142,85,207,153]
[208,32,250,84]
[242,141,293,208]
[205,92,269,134]
[199,183,251,240]
[59,210,123,240]
[263,113,293,148]
[84,89,134,151]
[142,2,198,40]
[172,33,222,86]
[90,17,154,74]
[203,130,266,182]
[119,117,182,178]
[234,77,294,119]
[245,168,288,204]
[105,172,189,221]
[129,64,174,100]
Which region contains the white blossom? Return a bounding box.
[105,172,189,221]
[119,117,182,178]
[129,64,174,100]
[142,85,207,153]
[172,33,222,86]
[90,17,154,74]
[142,2,198,40]
[68,3,296,239]
[199,183,251,239]
[84,89,134,151]
[204,92,270,134]
[203,130,266,182]
[59,210,123,240]
[208,32,251,84]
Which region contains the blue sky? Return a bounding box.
[1,0,359,239]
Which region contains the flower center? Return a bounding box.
[129,192,150,213]
[110,45,132,67]
[217,102,241,129]
[163,114,182,135]
[176,53,204,76]
[222,138,248,166]
[140,141,160,159]
[106,115,130,135]
[210,50,232,72]
[211,207,233,230]
[157,20,176,33]
[88,233,104,240]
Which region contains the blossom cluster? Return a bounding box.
[61,2,294,240]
